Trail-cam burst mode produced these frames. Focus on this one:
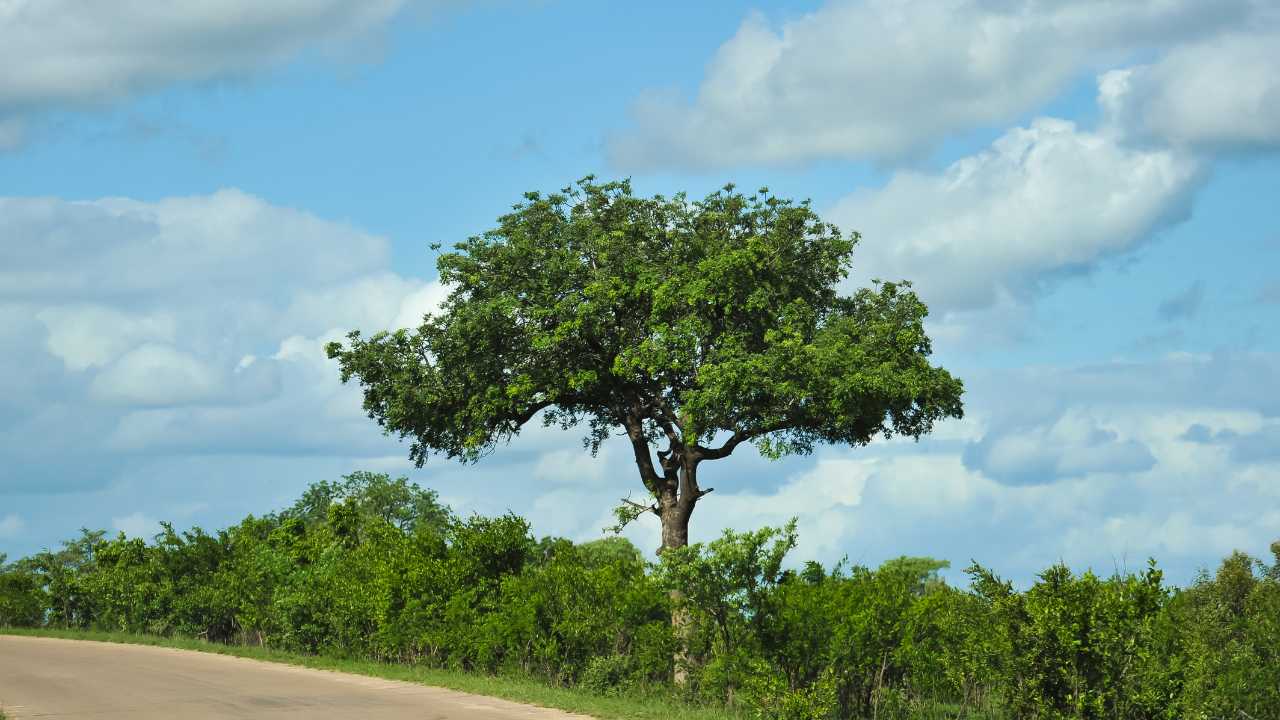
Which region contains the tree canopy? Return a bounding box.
[327,177,964,548]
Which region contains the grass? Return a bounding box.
[0,627,742,720]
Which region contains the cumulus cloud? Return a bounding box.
[37,305,177,372]
[0,189,387,302]
[993,351,1280,419]
[1179,421,1280,464]
[0,0,458,145]
[1099,29,1280,152]
[608,0,1260,169]
[827,117,1203,324]
[111,511,160,539]
[0,189,444,492]
[89,344,222,406]
[963,409,1157,486]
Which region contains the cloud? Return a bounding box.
[1157,281,1205,321]
[1181,423,1214,443]
[1223,425,1280,464]
[0,189,388,303]
[0,189,443,492]
[37,305,177,372]
[998,351,1280,419]
[0,514,25,539]
[827,117,1203,324]
[1178,422,1280,464]
[111,511,160,539]
[963,408,1156,486]
[0,0,459,145]
[533,447,613,487]
[1099,29,1280,152]
[696,354,1280,580]
[90,343,222,406]
[607,0,1260,170]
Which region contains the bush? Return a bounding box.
[3,472,1278,720]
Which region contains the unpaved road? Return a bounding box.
[0,635,595,719]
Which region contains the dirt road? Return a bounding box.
[0,635,595,719]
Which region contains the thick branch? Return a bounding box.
[695,420,793,460]
[512,400,554,427]
[696,431,746,460]
[677,457,700,513]
[622,413,662,492]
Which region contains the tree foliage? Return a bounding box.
[326,178,964,548]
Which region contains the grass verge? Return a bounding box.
[0,627,740,720]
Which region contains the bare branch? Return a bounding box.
[604,494,659,535]
[620,497,659,516]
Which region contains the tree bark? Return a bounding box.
[659,485,693,687]
[622,409,709,688]
[657,457,704,688]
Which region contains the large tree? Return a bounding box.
[327,178,963,554]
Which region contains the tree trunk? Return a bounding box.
[621,411,705,689]
[660,486,694,687]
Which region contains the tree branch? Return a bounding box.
[696,421,793,460]
[620,497,659,516]
[642,392,685,454]
[622,413,663,492]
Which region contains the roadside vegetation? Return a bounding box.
[2,471,1277,719]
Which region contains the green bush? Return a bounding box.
[2,472,1278,720]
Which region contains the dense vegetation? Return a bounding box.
[2,471,1276,719]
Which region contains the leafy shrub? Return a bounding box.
[3,473,1278,720]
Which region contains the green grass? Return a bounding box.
[0,627,741,720]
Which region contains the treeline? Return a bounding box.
[1,472,1277,719]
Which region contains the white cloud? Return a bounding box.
[533,447,612,486]
[90,343,222,406]
[37,305,177,371]
[0,0,460,144]
[0,513,25,539]
[828,117,1203,323]
[391,281,452,331]
[608,0,1260,169]
[111,511,160,539]
[1100,29,1280,152]
[963,408,1157,486]
[0,189,438,490]
[0,189,387,302]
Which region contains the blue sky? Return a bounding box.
[2,0,1278,586]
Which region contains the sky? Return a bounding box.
[1,0,1278,587]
